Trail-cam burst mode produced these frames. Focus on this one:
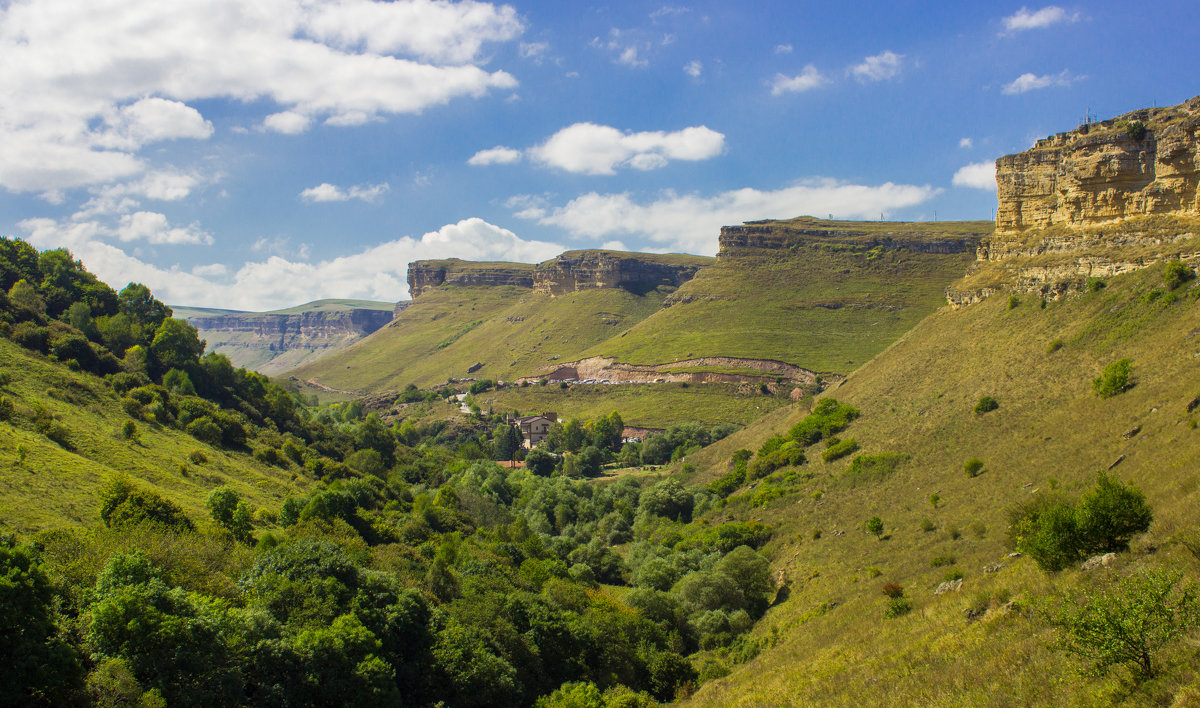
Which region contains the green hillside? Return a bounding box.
[589,219,991,373]
[673,258,1200,706]
[0,337,310,534]
[288,284,674,393]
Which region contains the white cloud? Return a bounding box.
[850,51,904,83]
[524,180,941,255]
[1002,6,1079,33]
[1002,69,1080,94]
[593,28,654,68]
[529,123,725,175]
[770,65,827,95]
[0,0,521,193]
[75,171,203,218]
[774,44,793,55]
[684,60,703,78]
[618,46,647,67]
[959,137,974,149]
[952,161,996,190]
[519,42,549,61]
[117,212,213,245]
[300,182,391,203]
[262,111,313,135]
[468,146,524,166]
[20,216,564,310]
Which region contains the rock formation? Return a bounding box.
[951,95,1200,305]
[995,96,1200,231]
[407,251,711,299]
[719,218,988,255]
[184,302,395,374]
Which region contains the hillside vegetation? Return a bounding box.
[675,261,1200,706]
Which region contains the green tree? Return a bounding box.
[150,318,205,373]
[1093,358,1133,398]
[100,477,194,532]
[206,485,252,543]
[865,516,884,537]
[119,283,172,331]
[7,278,44,314]
[524,448,557,477]
[0,538,83,704]
[1047,568,1200,681]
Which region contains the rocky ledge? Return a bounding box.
[718,217,990,256]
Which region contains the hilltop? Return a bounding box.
[287,226,986,427]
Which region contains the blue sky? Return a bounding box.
[2,0,1197,310]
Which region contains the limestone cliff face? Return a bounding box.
[951,96,1200,305]
[995,96,1200,231]
[531,251,707,296]
[186,306,395,375]
[407,259,535,298]
[407,251,711,299]
[718,219,987,256]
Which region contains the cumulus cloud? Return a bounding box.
[770,65,827,95]
[468,146,524,166]
[1002,6,1079,33]
[300,182,391,203]
[20,217,564,310]
[684,60,703,78]
[529,123,725,175]
[959,137,974,149]
[522,180,940,254]
[952,161,997,190]
[1002,69,1081,94]
[774,44,793,55]
[0,0,521,193]
[519,42,549,61]
[850,51,904,82]
[117,211,213,245]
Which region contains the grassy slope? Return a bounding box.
[473,382,790,429]
[588,227,985,373]
[174,298,394,319]
[0,338,310,535]
[684,264,1200,706]
[289,285,672,394]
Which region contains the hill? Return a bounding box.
[176,298,396,375]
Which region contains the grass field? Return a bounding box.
[675,261,1200,706]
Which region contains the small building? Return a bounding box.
[509,412,557,449]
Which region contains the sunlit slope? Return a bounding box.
[0,338,310,535]
[682,262,1200,706]
[588,219,990,373]
[288,285,672,393]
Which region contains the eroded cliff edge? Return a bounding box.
[951,95,1200,305]
[407,251,712,299]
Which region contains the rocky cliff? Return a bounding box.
[951,95,1200,304]
[407,259,535,298]
[181,300,396,375]
[996,96,1200,231]
[719,217,989,255]
[407,251,712,299]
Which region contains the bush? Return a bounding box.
[1007,473,1151,571]
[920,518,936,533]
[884,596,912,619]
[882,582,904,599]
[1007,295,1019,310]
[11,322,49,353]
[930,555,955,567]
[1093,358,1133,398]
[865,516,884,537]
[1086,277,1106,293]
[1046,338,1064,353]
[121,420,138,440]
[188,450,207,465]
[186,417,222,445]
[964,458,985,477]
[842,452,908,486]
[821,437,859,462]
[1163,259,1195,290]
[0,397,13,421]
[973,396,999,414]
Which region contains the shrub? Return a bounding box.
[188,450,207,465]
[0,397,13,421]
[930,555,956,567]
[929,493,940,508]
[1093,358,1133,398]
[973,396,999,414]
[1120,119,1148,141]
[44,422,73,450]
[1007,295,1020,310]
[1007,473,1151,571]
[964,458,985,477]
[99,477,193,532]
[1163,259,1195,290]
[920,518,936,533]
[1047,568,1200,681]
[882,582,904,598]
[11,322,49,353]
[1047,338,1063,353]
[884,596,912,619]
[120,420,138,441]
[186,417,222,445]
[865,516,884,537]
[821,437,859,462]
